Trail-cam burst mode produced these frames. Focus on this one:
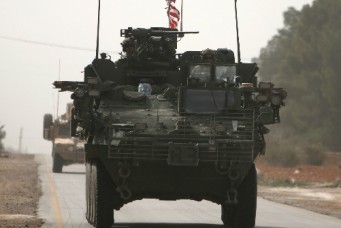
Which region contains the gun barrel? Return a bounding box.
[53,81,84,92]
[148,31,199,36]
[120,27,199,37]
[167,31,199,34]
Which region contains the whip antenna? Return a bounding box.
[95,0,101,59]
[234,0,241,63]
[180,0,184,31]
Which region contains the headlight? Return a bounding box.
[74,87,86,98]
[271,95,282,106]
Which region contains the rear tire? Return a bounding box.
[86,160,114,228]
[43,114,53,139]
[221,163,257,228]
[52,153,63,173]
[43,114,53,129]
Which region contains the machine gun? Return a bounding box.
[54,79,117,97]
[53,79,109,138]
[53,81,86,92]
[120,27,198,39]
[120,27,198,61]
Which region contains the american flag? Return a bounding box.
[166,0,180,29]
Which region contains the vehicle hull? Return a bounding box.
[85,144,253,209]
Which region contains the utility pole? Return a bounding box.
[18,127,23,153]
[57,60,61,118]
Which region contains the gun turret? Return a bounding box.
[120,27,199,39]
[119,27,198,63]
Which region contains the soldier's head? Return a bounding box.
[202,48,215,63]
[121,37,135,56]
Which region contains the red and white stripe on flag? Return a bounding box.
[166,0,180,29]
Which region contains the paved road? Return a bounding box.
[36,154,341,228]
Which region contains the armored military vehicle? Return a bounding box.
[54,3,287,228]
[43,103,85,173]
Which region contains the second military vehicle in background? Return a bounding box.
[43,103,84,173]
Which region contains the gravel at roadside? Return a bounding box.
[258,185,341,219]
[0,153,44,227]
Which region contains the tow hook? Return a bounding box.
[116,184,132,200]
[215,160,229,174]
[225,188,238,205]
[228,167,240,181]
[118,166,131,178]
[117,160,132,200]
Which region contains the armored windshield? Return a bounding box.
[215,65,237,83]
[189,64,211,82]
[58,124,70,137]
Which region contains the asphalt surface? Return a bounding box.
[36,154,341,228]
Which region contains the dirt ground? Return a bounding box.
[0,152,340,227]
[256,152,341,219]
[0,153,43,227]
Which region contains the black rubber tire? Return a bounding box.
[43,114,53,138]
[221,163,257,228]
[86,160,96,226]
[52,153,63,173]
[85,161,91,222]
[43,114,53,129]
[70,107,77,137]
[86,160,114,228]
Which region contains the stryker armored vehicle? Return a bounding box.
[43,103,85,173]
[54,3,287,228]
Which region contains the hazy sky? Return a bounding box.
[0,0,313,154]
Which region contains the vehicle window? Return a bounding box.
[215,65,236,82]
[58,125,70,136]
[189,64,211,82]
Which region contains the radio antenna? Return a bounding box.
[234,0,241,63]
[180,0,184,31]
[95,0,101,59]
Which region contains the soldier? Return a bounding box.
[116,37,135,68]
[202,48,215,63]
[121,37,135,57]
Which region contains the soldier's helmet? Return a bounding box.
[202,48,215,62]
[121,37,135,53]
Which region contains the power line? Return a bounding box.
[0,34,255,60]
[0,35,118,54]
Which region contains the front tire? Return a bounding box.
[52,154,63,173]
[86,160,114,228]
[221,163,257,228]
